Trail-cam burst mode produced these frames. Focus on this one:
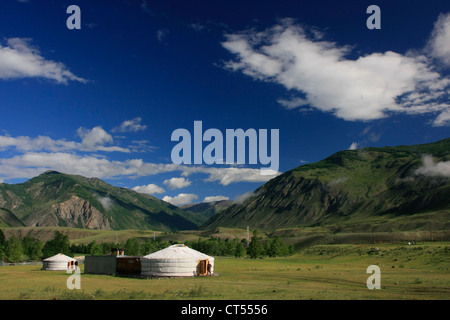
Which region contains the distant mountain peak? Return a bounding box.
[42,170,62,175]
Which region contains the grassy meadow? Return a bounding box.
[0,242,449,300]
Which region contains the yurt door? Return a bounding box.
[197,259,208,275]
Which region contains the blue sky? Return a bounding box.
[0,0,449,206]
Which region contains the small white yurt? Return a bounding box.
[42,253,76,271]
[141,244,214,277]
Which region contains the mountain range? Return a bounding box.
[0,138,449,233]
[0,171,203,231]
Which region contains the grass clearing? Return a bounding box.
[1,242,449,300]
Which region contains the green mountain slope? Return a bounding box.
[0,171,203,231]
[182,200,234,220]
[202,138,450,230]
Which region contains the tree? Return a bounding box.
[0,229,5,246]
[0,230,5,260]
[22,235,43,260]
[124,238,141,256]
[5,236,24,263]
[143,239,158,255]
[234,241,246,258]
[247,231,264,259]
[88,241,103,255]
[42,231,71,258]
[265,237,289,257]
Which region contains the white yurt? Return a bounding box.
[42,253,77,271]
[141,244,214,277]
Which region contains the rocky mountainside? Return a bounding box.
[0,171,203,231]
[202,138,450,230]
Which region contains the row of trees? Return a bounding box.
[0,230,295,263]
[70,238,174,257]
[185,235,295,258]
[0,230,70,263]
[70,235,294,259]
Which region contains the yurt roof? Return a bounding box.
[143,244,213,260]
[43,253,76,262]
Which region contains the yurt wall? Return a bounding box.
[141,244,214,277]
[42,253,76,271]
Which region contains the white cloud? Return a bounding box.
[348,142,358,150]
[427,12,450,67]
[0,152,144,179]
[203,195,230,203]
[156,29,169,43]
[415,155,450,178]
[162,193,198,206]
[0,150,278,186]
[328,177,349,187]
[0,128,281,185]
[77,126,113,148]
[0,128,130,153]
[0,38,86,84]
[277,97,309,110]
[234,191,257,204]
[189,23,206,32]
[221,18,450,124]
[112,117,147,133]
[96,195,114,210]
[163,177,191,189]
[432,109,450,127]
[132,183,166,195]
[180,166,281,186]
[0,134,77,152]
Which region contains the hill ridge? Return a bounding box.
[0,171,203,231]
[202,138,450,230]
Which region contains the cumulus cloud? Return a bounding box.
[0,152,180,180]
[221,17,450,124]
[163,177,191,189]
[348,142,359,150]
[203,195,230,203]
[432,109,450,127]
[0,134,77,152]
[132,183,165,195]
[112,117,147,133]
[181,166,281,186]
[0,128,130,153]
[162,193,198,206]
[415,155,450,178]
[0,38,86,84]
[427,12,450,67]
[77,126,114,149]
[0,150,278,186]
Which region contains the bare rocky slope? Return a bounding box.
[0,171,203,231]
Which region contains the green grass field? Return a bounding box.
[1,242,449,300]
